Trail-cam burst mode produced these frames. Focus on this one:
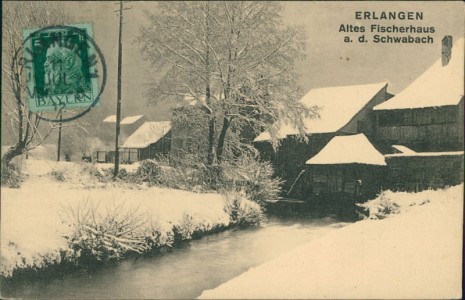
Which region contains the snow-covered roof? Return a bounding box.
[254,82,387,142]
[121,121,171,149]
[374,38,464,110]
[103,115,116,123]
[392,145,416,154]
[385,151,464,158]
[121,115,144,125]
[306,134,386,166]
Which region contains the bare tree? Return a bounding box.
[139,2,220,164]
[139,1,316,165]
[1,2,70,167]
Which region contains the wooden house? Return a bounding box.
[120,121,171,163]
[254,82,390,199]
[371,38,464,191]
[373,37,464,152]
[305,134,387,204]
[385,150,464,192]
[96,115,149,163]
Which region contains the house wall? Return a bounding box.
[120,149,139,163]
[305,164,386,203]
[385,153,464,192]
[255,133,335,199]
[119,131,172,163]
[139,131,172,161]
[374,99,464,151]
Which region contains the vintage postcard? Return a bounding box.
[1,1,463,299]
[23,23,99,113]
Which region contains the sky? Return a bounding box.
[3,1,465,125]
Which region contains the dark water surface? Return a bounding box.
[2,214,348,299]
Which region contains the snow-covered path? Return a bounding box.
[199,185,463,299]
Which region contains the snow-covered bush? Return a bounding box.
[1,162,22,188]
[81,163,102,176]
[173,214,198,240]
[144,219,175,251]
[359,188,442,220]
[0,241,75,278]
[48,163,114,186]
[59,196,234,264]
[77,164,130,184]
[221,154,283,206]
[138,155,215,192]
[358,191,400,220]
[356,186,462,223]
[114,168,131,181]
[172,213,230,241]
[43,163,111,187]
[60,199,150,262]
[134,159,162,185]
[130,154,282,204]
[168,155,218,190]
[224,191,264,227]
[51,170,65,181]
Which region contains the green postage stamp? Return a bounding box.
[22,23,99,112]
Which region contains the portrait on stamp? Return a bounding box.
[22,24,100,113]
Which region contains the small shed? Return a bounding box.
[305,134,387,203]
[120,121,171,163]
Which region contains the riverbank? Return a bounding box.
[199,184,463,299]
[1,158,261,278]
[2,216,348,299]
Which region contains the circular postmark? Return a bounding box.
[12,24,106,123]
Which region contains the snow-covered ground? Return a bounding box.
[199,185,463,299]
[1,158,231,277]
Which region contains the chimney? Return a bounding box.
[442,35,453,66]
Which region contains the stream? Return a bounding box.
[2,213,349,299]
